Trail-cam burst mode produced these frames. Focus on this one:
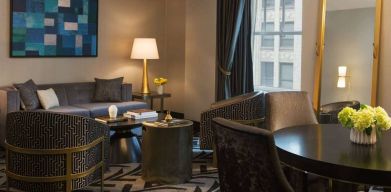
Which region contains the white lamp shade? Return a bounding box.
[338,66,347,76]
[337,77,346,88]
[131,38,159,59]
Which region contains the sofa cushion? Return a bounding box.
[14,79,40,110]
[37,88,60,110]
[45,106,90,117]
[94,77,124,102]
[74,101,148,118]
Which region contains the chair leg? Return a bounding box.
[6,177,9,192]
[328,179,333,192]
[101,165,104,192]
[212,144,218,168]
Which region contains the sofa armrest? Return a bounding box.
[121,83,132,101]
[0,87,21,147]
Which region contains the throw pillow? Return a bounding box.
[37,88,60,110]
[94,77,124,102]
[14,79,40,110]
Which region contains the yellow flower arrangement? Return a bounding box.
[338,105,391,135]
[154,78,168,86]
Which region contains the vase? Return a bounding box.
[156,85,164,95]
[349,128,376,145]
[108,105,118,119]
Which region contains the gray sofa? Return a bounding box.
[0,82,148,147]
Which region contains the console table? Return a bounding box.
[133,92,171,112]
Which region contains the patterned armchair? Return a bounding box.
[200,92,265,150]
[5,111,110,192]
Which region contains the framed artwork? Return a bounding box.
[10,0,98,57]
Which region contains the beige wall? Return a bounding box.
[0,0,188,112]
[184,0,217,121]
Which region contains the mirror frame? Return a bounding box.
[312,0,383,113]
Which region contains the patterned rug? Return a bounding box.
[0,150,219,192]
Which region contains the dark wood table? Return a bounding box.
[141,120,193,184]
[132,92,171,112]
[108,114,164,164]
[274,124,391,187]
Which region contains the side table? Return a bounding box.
[142,120,193,184]
[132,92,171,112]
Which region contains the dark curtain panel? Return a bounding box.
[216,0,254,101]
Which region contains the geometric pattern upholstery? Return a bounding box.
[5,111,109,191]
[212,118,294,192]
[200,92,265,150]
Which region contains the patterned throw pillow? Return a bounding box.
[94,77,124,102]
[14,79,40,110]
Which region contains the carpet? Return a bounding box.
[0,150,219,192]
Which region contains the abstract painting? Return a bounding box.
[10,0,98,57]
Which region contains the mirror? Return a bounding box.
[313,0,382,112]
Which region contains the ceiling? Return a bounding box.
[327,0,376,11]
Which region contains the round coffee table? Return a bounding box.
[107,114,163,164]
[142,120,193,184]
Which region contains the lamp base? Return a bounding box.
[141,59,150,94]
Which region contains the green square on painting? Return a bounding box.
[12,51,26,56]
[44,45,57,56]
[26,43,44,55]
[12,28,26,42]
[45,0,58,13]
[78,15,88,24]
[25,13,44,28]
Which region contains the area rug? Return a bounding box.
[0,150,219,192]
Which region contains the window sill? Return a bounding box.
[254,86,298,92]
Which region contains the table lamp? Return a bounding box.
[131,38,159,94]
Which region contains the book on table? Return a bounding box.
[95,116,128,124]
[124,109,158,119]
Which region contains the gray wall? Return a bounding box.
[321,8,374,105]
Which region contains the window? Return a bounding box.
[279,63,293,89]
[281,0,294,8]
[280,22,294,48]
[261,22,274,48]
[253,0,302,91]
[263,0,275,9]
[261,62,274,86]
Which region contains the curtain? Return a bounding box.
[216,0,254,101]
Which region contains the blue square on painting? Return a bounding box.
[26,0,44,12]
[78,24,88,35]
[13,13,26,28]
[26,28,44,43]
[71,0,84,8]
[11,0,98,57]
[62,35,76,48]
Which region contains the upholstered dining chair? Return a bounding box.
[5,111,110,192]
[212,117,294,192]
[200,91,265,150]
[265,91,318,132]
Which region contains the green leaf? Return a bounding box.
[360,104,367,110]
[365,127,372,136]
